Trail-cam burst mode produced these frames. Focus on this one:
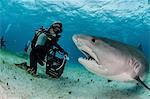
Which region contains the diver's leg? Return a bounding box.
[28,50,37,75]
[35,45,46,66]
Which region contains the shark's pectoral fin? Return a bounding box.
[134,76,150,90]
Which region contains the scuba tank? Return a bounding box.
[31,26,47,48]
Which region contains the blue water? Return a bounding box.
[0,0,150,63]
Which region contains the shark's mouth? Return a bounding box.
[79,49,99,64]
[80,50,95,60]
[72,34,98,64]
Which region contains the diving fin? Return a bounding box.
[135,76,150,90]
[15,62,29,70]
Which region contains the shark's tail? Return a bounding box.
[135,76,150,90]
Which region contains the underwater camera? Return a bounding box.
[46,47,67,78]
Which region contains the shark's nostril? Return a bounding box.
[73,35,82,44]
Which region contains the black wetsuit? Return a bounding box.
[30,32,65,74]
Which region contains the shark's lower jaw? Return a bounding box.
[78,57,96,63]
[78,57,98,70]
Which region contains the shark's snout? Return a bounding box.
[72,34,85,47]
[72,34,87,42]
[72,34,78,43]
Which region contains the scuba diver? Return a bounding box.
[28,21,68,76]
[15,21,68,77]
[0,36,6,49]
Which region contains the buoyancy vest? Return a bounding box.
[31,29,60,51]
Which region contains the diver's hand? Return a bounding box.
[59,49,68,56]
[63,51,68,56]
[64,54,69,60]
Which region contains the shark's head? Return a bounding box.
[72,34,107,75]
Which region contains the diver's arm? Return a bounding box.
[54,43,63,51]
[54,43,68,55]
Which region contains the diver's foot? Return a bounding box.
[27,68,37,77]
[15,62,29,70]
[38,59,44,66]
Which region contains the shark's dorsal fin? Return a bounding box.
[138,44,143,52]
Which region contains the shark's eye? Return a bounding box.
[91,38,96,43]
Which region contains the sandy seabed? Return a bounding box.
[0,49,150,99]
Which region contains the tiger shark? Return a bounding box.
[72,34,150,90]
